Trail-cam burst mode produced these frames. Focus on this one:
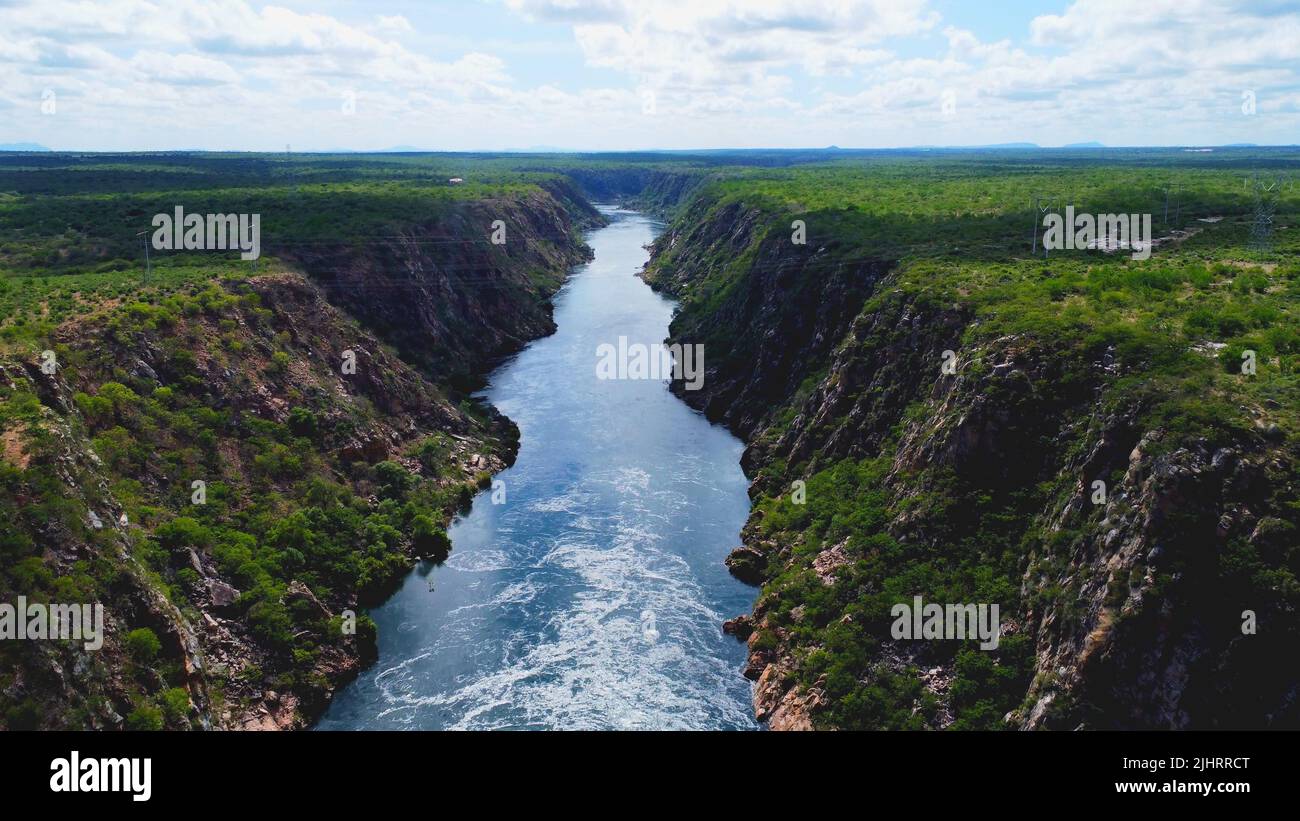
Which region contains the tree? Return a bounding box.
[373,461,411,501]
[97,381,140,420]
[155,517,211,551]
[411,514,451,559]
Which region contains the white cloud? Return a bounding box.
[374,14,413,34]
[131,51,239,85]
[562,0,936,91]
[0,0,1296,150]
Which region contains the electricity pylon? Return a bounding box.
[1245,171,1289,251]
[135,229,152,285]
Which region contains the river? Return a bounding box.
[316,206,757,730]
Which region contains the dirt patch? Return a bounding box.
[287,357,317,387]
[217,438,243,478]
[2,426,30,469]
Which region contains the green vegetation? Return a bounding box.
[648,148,1299,729]
[0,153,550,277]
[0,152,609,344]
[0,152,544,728]
[652,149,1300,446]
[1,147,1296,730]
[124,628,161,662]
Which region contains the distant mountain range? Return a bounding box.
[0,143,51,151]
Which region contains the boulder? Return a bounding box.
[722,614,754,640]
[208,580,240,609]
[284,580,332,620]
[724,546,766,586]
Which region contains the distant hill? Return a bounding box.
[314,146,429,153]
[0,143,51,151]
[908,142,1040,150]
[501,146,573,153]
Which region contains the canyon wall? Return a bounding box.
[0,184,597,729]
[644,185,1299,730]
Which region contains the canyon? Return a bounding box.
[1,150,1296,731]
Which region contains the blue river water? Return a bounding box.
[317,207,758,730]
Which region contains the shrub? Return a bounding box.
[155,517,211,551]
[413,436,450,475]
[247,599,293,651]
[269,350,291,374]
[3,699,41,730]
[126,703,164,731]
[160,687,190,724]
[287,407,318,439]
[124,627,162,662]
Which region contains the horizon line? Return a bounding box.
[3,143,1298,155]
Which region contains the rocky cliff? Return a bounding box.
[0,185,597,730]
[645,184,1300,730]
[281,178,603,387]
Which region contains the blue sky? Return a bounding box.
[1,0,1297,151]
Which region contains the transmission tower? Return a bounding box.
[1030,193,1064,257]
[1161,182,1180,227]
[1245,171,1289,251]
[135,229,152,285]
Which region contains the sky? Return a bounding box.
[1,0,1298,151]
